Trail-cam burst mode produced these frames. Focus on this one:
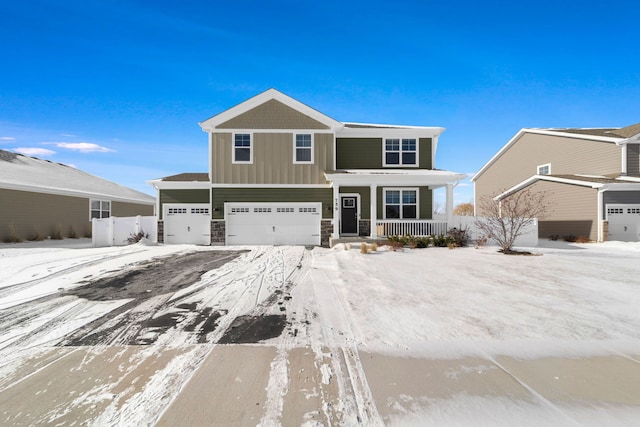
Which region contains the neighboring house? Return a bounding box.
[148,89,465,246]
[472,123,640,242]
[0,150,156,242]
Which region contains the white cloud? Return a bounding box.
[49,142,116,153]
[13,147,56,156]
[0,136,16,142]
[60,133,77,138]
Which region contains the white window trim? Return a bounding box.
[537,163,551,175]
[382,138,419,167]
[232,132,253,164]
[90,199,111,220]
[383,188,419,219]
[293,133,314,164]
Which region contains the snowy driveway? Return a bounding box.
[1,239,640,426]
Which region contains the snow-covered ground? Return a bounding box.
[0,238,639,426]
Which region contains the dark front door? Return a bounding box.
[341,197,358,235]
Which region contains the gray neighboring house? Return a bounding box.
[472,123,640,242]
[148,88,466,246]
[0,150,156,242]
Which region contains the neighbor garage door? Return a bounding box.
[606,204,640,241]
[163,204,211,245]
[225,202,321,246]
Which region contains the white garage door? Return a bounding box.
[607,204,640,241]
[163,204,211,245]
[226,202,321,246]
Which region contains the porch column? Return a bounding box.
[370,185,377,239]
[446,183,454,225]
[332,183,340,239]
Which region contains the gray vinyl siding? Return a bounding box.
[524,180,598,241]
[211,188,333,219]
[627,144,640,177]
[475,132,621,215]
[211,133,333,184]
[603,191,640,215]
[217,99,330,130]
[0,188,152,241]
[337,137,433,169]
[112,201,154,217]
[159,189,210,220]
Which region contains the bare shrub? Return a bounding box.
[475,187,551,253]
[51,224,63,240]
[3,223,22,243]
[127,231,149,244]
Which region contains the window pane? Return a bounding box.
[235,147,250,161]
[386,205,400,218]
[235,134,250,147]
[402,191,416,204]
[402,205,417,219]
[296,134,311,147]
[101,211,111,219]
[386,191,400,204]
[91,200,100,210]
[101,201,110,210]
[296,148,311,162]
[402,139,416,151]
[91,211,101,219]
[402,152,416,164]
[386,152,399,164]
[385,139,399,151]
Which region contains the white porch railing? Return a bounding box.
[376,220,449,237]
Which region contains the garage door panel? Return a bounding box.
[164,204,211,245]
[226,203,321,246]
[606,204,640,242]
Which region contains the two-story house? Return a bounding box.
[472,124,640,242]
[148,89,465,246]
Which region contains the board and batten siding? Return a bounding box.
[211,133,333,185]
[216,99,330,130]
[336,138,432,169]
[475,132,621,213]
[159,189,210,219]
[211,188,333,219]
[524,180,598,240]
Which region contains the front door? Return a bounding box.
[341,196,358,235]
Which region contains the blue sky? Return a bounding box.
[2,0,639,207]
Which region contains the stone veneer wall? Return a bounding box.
[358,220,371,237]
[157,221,164,244]
[321,220,333,247]
[211,220,225,244]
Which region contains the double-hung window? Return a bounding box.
[294,133,313,163]
[233,133,252,163]
[90,200,111,219]
[384,138,417,166]
[384,189,418,219]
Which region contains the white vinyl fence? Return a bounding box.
[92,216,157,247]
[447,215,538,247]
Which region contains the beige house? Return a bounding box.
[472,123,640,242]
[0,150,155,242]
[148,89,466,246]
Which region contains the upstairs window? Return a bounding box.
[384,189,418,219]
[384,138,417,166]
[537,163,551,175]
[233,133,252,163]
[294,134,313,163]
[90,200,110,219]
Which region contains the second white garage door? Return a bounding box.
[607,204,640,241]
[225,202,321,246]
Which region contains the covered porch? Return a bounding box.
[324,169,467,241]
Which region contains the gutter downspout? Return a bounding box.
[597,187,605,242]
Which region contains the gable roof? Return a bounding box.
[0,150,155,204]
[199,88,342,131]
[471,125,633,182]
[159,173,209,182]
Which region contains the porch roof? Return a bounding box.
[324,169,467,188]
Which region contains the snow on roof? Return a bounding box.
[0,150,155,204]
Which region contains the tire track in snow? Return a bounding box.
[306,249,384,426]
